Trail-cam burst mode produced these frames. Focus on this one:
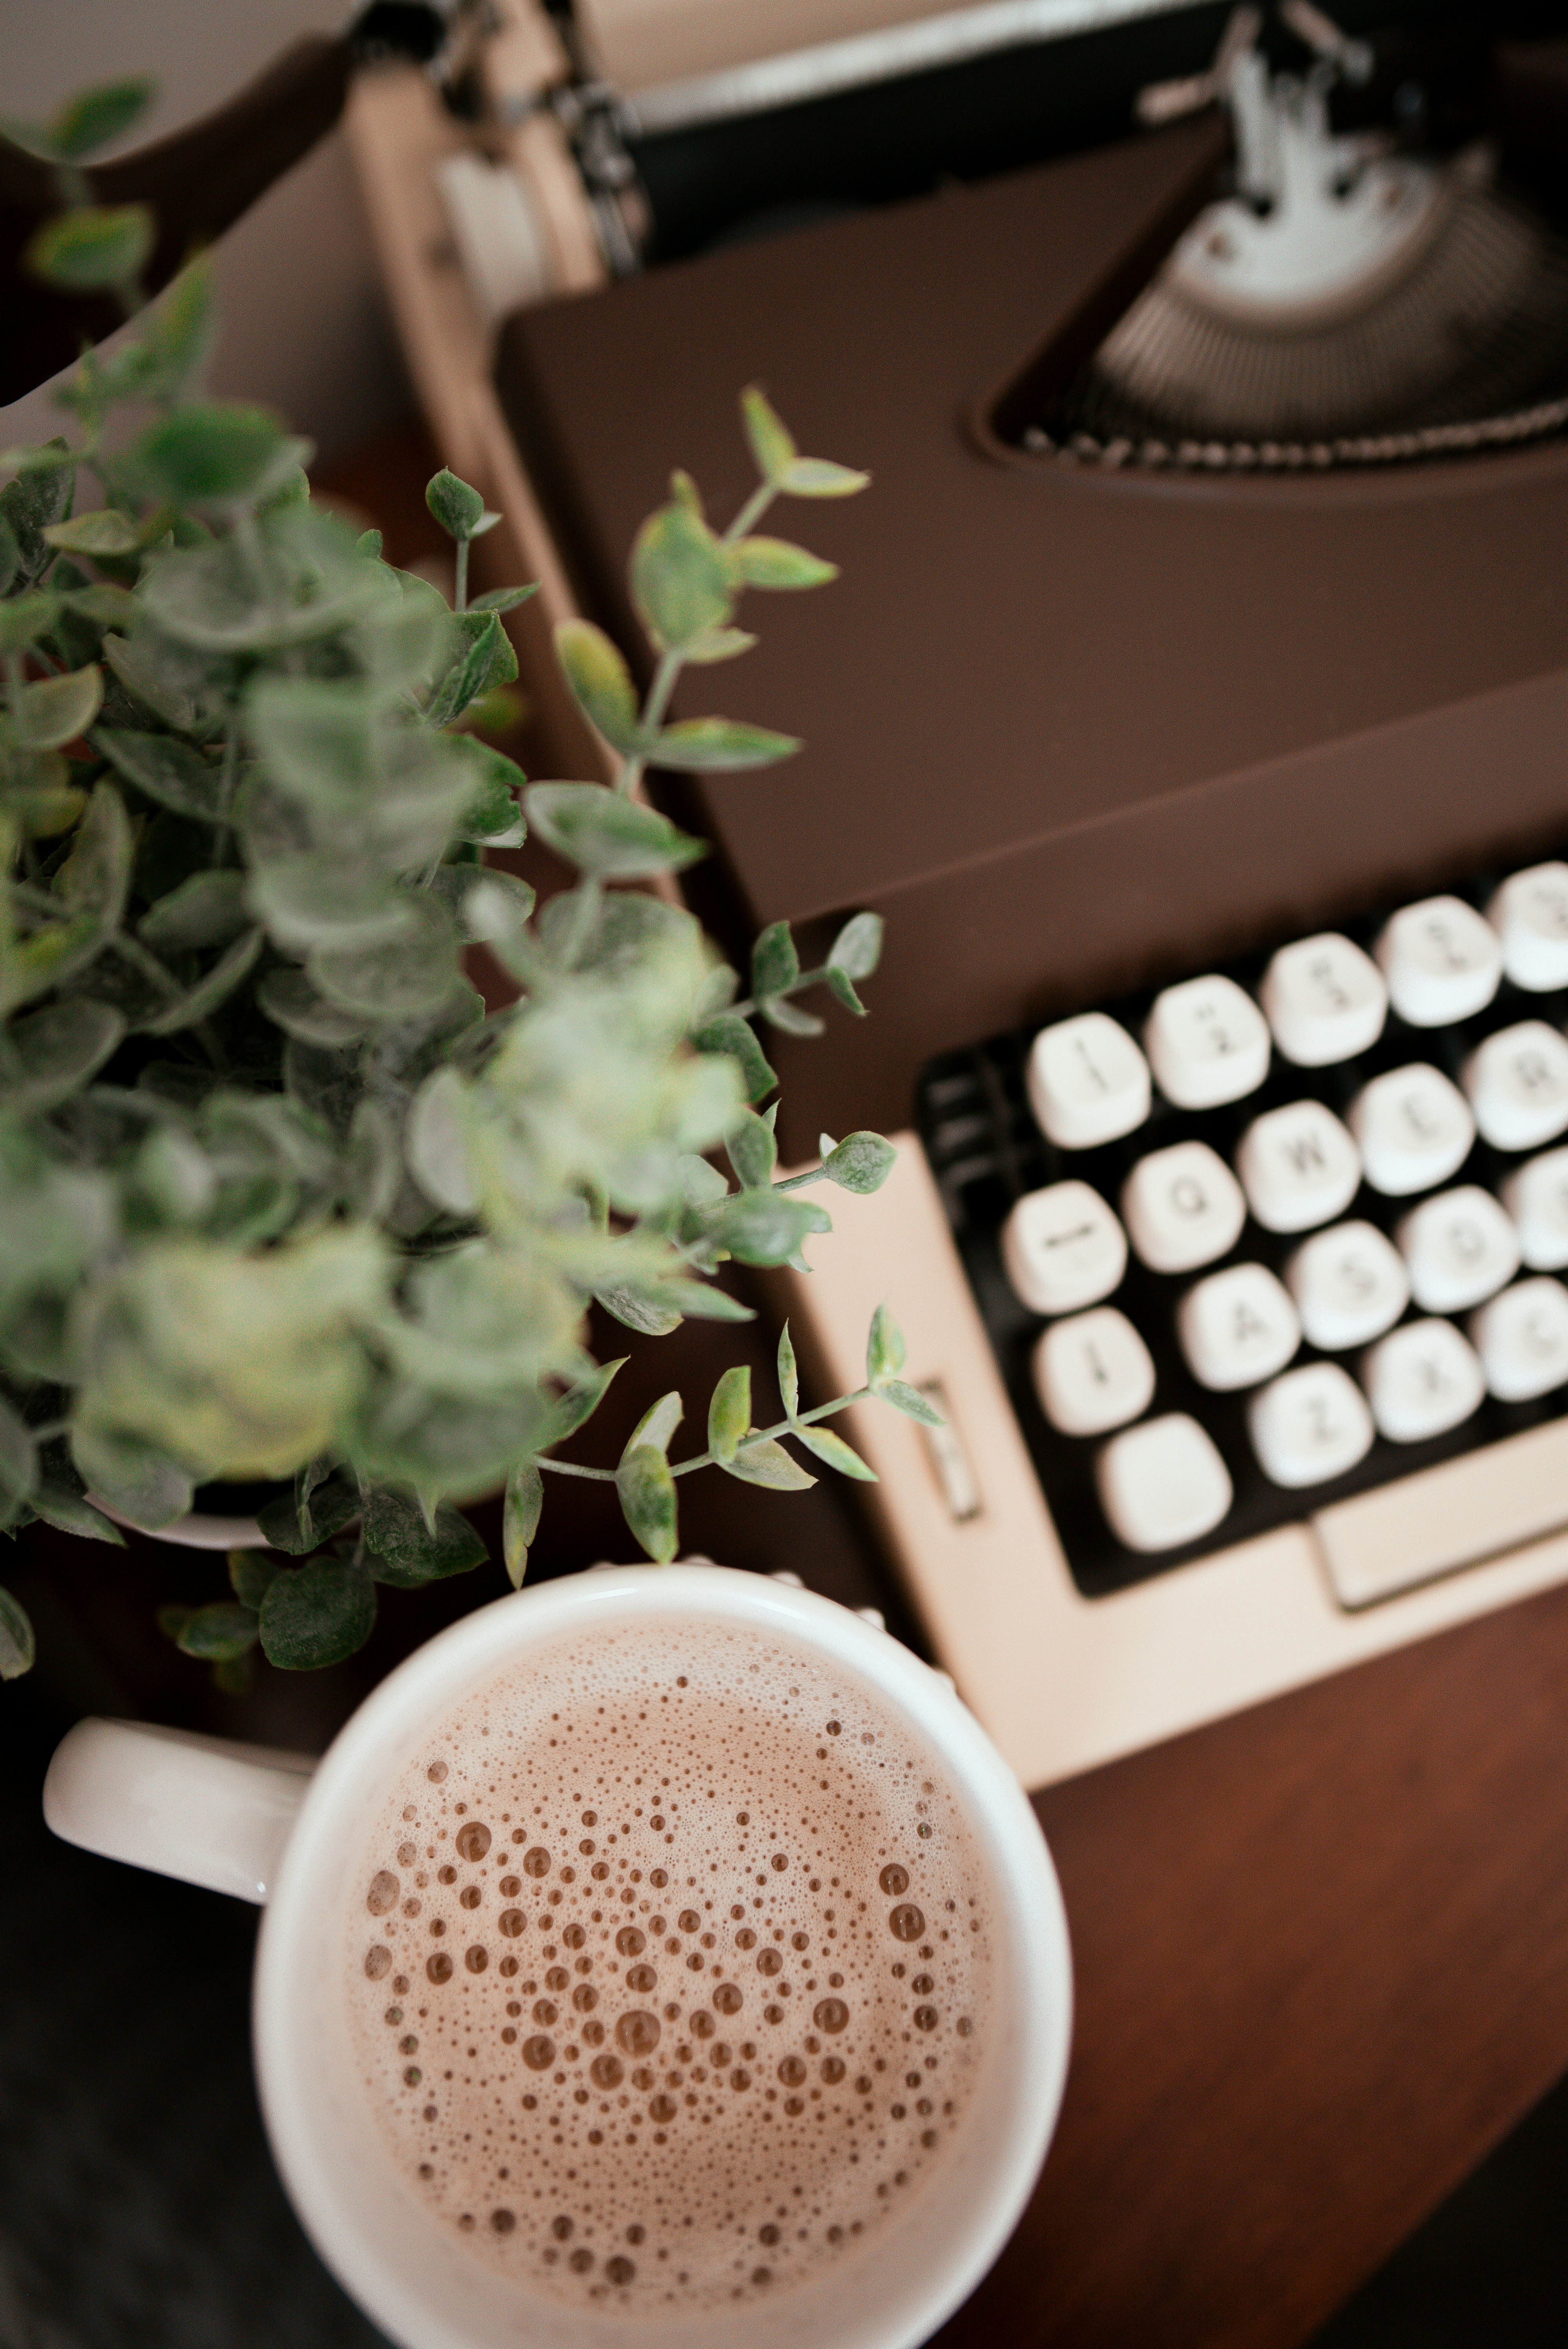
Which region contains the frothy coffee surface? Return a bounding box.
[347,1617,991,2311]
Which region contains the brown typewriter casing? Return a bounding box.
[352,20,1568,1785]
[492,99,1568,1160]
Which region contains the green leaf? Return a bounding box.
[729,536,837,590]
[0,1397,36,1510]
[759,994,825,1037]
[680,626,757,665]
[123,403,288,508]
[0,438,74,578]
[538,1356,626,1449]
[0,999,124,1114]
[555,620,642,753]
[69,1426,192,1530]
[308,907,461,1022]
[777,1322,799,1420]
[42,507,144,557]
[0,589,59,654]
[170,1602,259,1662]
[826,966,866,1016]
[712,1191,830,1266]
[750,920,799,999]
[867,1303,905,1385]
[12,664,102,750]
[228,1548,281,1610]
[61,582,139,627]
[449,734,526,846]
[668,469,704,517]
[631,501,735,650]
[616,1444,677,1563]
[138,870,251,952]
[524,782,706,880]
[100,634,202,734]
[650,717,800,772]
[691,1013,776,1106]
[0,510,16,596]
[38,76,156,159]
[829,910,883,979]
[363,1489,488,1586]
[780,456,870,497]
[94,728,226,822]
[356,527,384,559]
[426,608,519,730]
[875,1377,945,1428]
[596,1286,682,1337]
[248,861,417,952]
[0,1588,35,1680]
[821,1131,896,1196]
[504,1459,543,1589]
[25,205,153,291]
[256,966,371,1048]
[469,584,539,615]
[424,469,486,542]
[691,962,738,1024]
[721,1438,816,1491]
[740,386,797,486]
[30,1480,125,1544]
[726,1106,777,1190]
[624,1391,682,1459]
[138,925,264,1035]
[257,1472,360,1556]
[405,1065,476,1216]
[707,1364,750,1464]
[795,1423,877,1480]
[258,1555,377,1669]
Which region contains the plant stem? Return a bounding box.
[724,482,776,543]
[454,537,469,615]
[727,959,834,1023]
[534,1384,873,1485]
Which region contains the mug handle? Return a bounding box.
[43,1718,317,1903]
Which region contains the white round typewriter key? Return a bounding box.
[1121,1141,1246,1274]
[1349,1062,1475,1196]
[1247,1362,1374,1489]
[1235,1099,1361,1233]
[1375,895,1502,1028]
[1486,862,1568,993]
[1260,933,1387,1067]
[1461,1021,1568,1154]
[1001,1180,1127,1315]
[1395,1185,1520,1314]
[1176,1263,1300,1392]
[1286,1219,1409,1350]
[1144,974,1272,1109]
[1033,1306,1155,1436]
[1503,1147,1568,1270]
[1470,1276,1568,1402]
[1361,1317,1486,1444]
[1025,1011,1151,1149]
[1095,1413,1233,1554]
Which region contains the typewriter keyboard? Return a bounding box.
[918,861,1568,1600]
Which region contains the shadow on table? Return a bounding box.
[0,1673,392,2349]
[1307,2066,1568,2349]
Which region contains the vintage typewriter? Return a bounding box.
[348,0,1568,1786]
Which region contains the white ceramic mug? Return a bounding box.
[43,1563,1072,2349]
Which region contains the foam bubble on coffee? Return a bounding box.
[347,1618,991,2311]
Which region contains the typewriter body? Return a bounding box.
[349,1,1568,1787]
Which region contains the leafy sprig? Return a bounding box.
[0,106,923,1680]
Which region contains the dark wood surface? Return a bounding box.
[934,1581,1568,2349]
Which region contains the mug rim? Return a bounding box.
[254,1563,1073,2349]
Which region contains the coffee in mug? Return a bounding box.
[349,1617,991,2310]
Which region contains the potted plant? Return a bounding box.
[0,79,938,1693]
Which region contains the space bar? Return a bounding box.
[1313,1419,1568,1610]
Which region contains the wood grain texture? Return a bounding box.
[931,1581,1568,2348]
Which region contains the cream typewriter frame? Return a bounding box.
[345,13,1568,1791]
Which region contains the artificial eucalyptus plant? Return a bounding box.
[0,78,936,1688]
